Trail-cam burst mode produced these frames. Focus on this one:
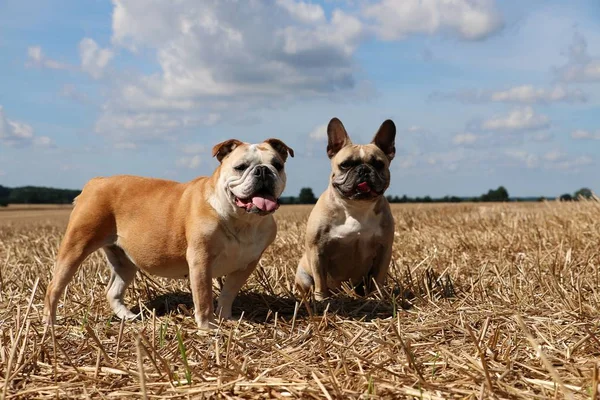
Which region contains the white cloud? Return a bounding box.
[276,0,325,24]
[95,110,220,142]
[26,46,69,70]
[481,106,550,132]
[432,85,587,104]
[553,155,593,171]
[0,106,53,148]
[363,0,503,41]
[0,170,5,177]
[309,123,328,141]
[452,133,478,145]
[571,129,600,140]
[99,0,368,142]
[504,149,593,171]
[176,155,201,169]
[488,85,586,103]
[99,0,506,144]
[110,0,361,98]
[79,38,114,79]
[556,31,600,83]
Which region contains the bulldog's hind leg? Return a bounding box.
[103,245,138,320]
[294,255,314,296]
[43,243,92,324]
[43,220,111,324]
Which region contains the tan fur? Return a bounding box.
[43,139,293,329]
[295,118,395,300]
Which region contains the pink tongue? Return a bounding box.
[251,195,278,212]
[357,182,371,193]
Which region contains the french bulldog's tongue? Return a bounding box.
[357,182,371,193]
[251,195,278,212]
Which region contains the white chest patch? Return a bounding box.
[212,221,273,277]
[329,210,382,242]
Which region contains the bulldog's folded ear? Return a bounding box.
[264,138,295,162]
[327,117,352,159]
[212,139,244,163]
[371,119,396,160]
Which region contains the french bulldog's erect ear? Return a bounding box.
[327,117,352,159]
[212,139,244,163]
[264,138,295,162]
[371,119,396,160]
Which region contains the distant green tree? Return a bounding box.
[298,187,317,204]
[574,188,593,200]
[559,193,573,202]
[0,185,9,206]
[278,196,297,205]
[480,186,509,202]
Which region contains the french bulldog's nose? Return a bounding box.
[357,164,370,177]
[254,165,269,179]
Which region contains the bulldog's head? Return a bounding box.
[326,117,395,201]
[212,138,294,215]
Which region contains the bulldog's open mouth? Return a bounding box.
[355,181,381,197]
[235,193,280,214]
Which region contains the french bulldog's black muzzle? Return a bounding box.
[334,163,388,201]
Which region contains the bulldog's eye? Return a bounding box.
[234,164,248,172]
[372,159,385,170]
[339,160,353,170]
[272,161,283,171]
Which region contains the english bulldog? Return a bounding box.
[295,118,395,300]
[43,138,294,329]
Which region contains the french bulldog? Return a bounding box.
[295,117,395,300]
[43,138,294,329]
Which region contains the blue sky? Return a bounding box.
[1,0,599,198]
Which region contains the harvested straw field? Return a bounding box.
[1,201,600,399]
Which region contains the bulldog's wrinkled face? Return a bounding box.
[326,118,396,202]
[331,145,391,201]
[212,138,294,215]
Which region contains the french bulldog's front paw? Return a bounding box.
[196,316,217,331]
[314,291,330,301]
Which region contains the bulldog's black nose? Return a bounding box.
[254,165,270,179]
[357,164,370,178]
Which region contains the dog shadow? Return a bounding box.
[132,288,414,324]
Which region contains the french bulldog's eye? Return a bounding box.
[272,162,283,171]
[372,159,385,170]
[234,164,248,172]
[339,161,353,170]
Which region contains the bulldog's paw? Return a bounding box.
[42,313,56,326]
[314,291,330,302]
[196,316,218,331]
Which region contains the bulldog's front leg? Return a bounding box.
[368,243,393,293]
[307,248,330,301]
[186,248,216,330]
[216,258,260,320]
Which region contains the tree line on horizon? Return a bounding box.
[0,184,594,207]
[0,185,80,207]
[279,186,595,205]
